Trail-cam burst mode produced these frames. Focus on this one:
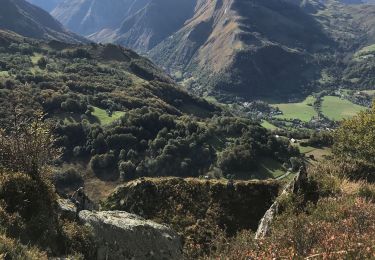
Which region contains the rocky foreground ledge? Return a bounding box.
[78,210,182,260]
[79,210,182,259]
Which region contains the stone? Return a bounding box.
[79,210,183,260]
[57,198,77,220]
[71,187,97,211]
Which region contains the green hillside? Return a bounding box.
[0,31,298,192]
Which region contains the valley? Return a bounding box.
[0,0,374,259]
[45,0,375,102]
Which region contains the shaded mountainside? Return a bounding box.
[52,0,152,36]
[149,0,332,99]
[26,0,63,12]
[110,0,196,53]
[150,0,375,99]
[52,0,375,100]
[0,0,85,43]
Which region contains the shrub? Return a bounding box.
[0,233,47,260]
[37,57,47,69]
[118,161,136,181]
[0,111,60,178]
[90,153,116,174]
[358,184,375,202]
[333,101,375,164]
[53,168,84,189]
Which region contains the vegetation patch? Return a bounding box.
[0,233,47,260]
[91,106,125,125]
[0,71,9,77]
[355,44,375,58]
[272,96,317,122]
[321,96,367,121]
[261,120,278,130]
[257,158,286,179]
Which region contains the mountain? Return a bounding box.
[51,0,375,100]
[51,0,152,36]
[339,0,375,3]
[0,0,85,43]
[98,0,196,52]
[150,0,334,99]
[26,0,62,11]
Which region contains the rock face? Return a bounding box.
[255,166,308,239]
[57,198,77,220]
[103,178,280,236]
[79,210,183,260]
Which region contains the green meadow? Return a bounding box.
[261,120,278,130]
[92,106,125,125]
[272,96,317,122]
[321,96,367,121]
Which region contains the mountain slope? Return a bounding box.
[107,0,196,52]
[150,0,332,99]
[0,29,299,200]
[52,0,152,36]
[51,0,375,99]
[0,0,84,43]
[26,0,62,11]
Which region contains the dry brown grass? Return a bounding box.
[206,160,375,259]
[0,233,47,260]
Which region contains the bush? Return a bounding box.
[53,168,84,189]
[0,112,60,178]
[118,161,136,181]
[90,152,116,174]
[37,57,47,69]
[358,184,375,202]
[334,102,375,164]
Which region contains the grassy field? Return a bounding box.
[361,90,375,96]
[92,106,125,125]
[31,53,43,65]
[305,147,332,162]
[355,44,375,57]
[261,120,278,130]
[321,96,367,121]
[257,158,286,179]
[272,96,317,122]
[232,158,286,180]
[297,144,317,154]
[0,71,9,77]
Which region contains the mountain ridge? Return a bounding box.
[0,0,85,43]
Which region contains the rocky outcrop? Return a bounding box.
[57,198,77,220]
[79,210,183,260]
[103,178,280,236]
[255,166,308,239]
[71,187,97,211]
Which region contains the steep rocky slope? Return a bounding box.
[0,0,84,43]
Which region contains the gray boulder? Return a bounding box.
[79,210,183,260]
[57,198,77,220]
